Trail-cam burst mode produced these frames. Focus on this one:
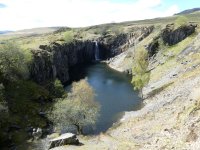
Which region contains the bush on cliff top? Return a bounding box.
[0,42,29,81]
[63,30,74,43]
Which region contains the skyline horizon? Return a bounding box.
[0,0,199,31]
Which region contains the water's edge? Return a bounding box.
[65,62,142,135]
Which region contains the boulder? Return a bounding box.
[47,133,60,139]
[49,133,79,149]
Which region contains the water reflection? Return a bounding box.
[66,63,141,134]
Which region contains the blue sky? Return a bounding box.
[0,3,6,8]
[0,0,199,31]
[109,0,199,10]
[163,0,200,11]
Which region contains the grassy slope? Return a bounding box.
[1,11,200,150]
[55,14,200,150]
[0,12,199,51]
[51,13,200,149]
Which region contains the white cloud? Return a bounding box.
[163,5,179,16]
[0,0,179,31]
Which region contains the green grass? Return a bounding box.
[174,16,189,29]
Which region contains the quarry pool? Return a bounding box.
[66,63,142,134]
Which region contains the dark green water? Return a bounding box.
[66,63,141,134]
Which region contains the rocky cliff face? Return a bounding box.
[162,24,197,46]
[99,26,154,59]
[148,24,197,57]
[30,40,95,84]
[30,24,196,85]
[30,26,154,84]
[54,25,200,150]
[106,26,155,73]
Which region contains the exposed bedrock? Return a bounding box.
[162,24,197,46]
[147,24,197,57]
[30,26,154,84]
[99,26,154,58]
[31,24,196,84]
[30,40,95,84]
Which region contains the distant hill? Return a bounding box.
[0,31,13,34]
[1,27,61,36]
[175,8,200,15]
